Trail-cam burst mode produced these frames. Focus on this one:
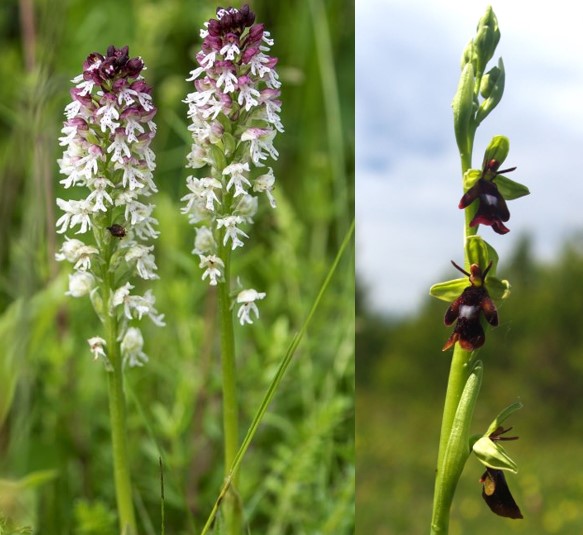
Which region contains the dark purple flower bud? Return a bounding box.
[247,23,264,45]
[459,178,510,235]
[70,87,94,107]
[241,46,260,64]
[126,57,144,77]
[442,261,498,351]
[83,52,104,73]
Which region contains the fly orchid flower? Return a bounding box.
[442,260,498,351]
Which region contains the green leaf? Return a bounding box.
[429,278,468,303]
[472,436,518,473]
[496,175,530,200]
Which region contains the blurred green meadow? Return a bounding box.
[0,0,354,533]
[357,236,583,534]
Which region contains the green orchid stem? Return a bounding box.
[97,229,137,535]
[431,346,475,534]
[107,352,137,535]
[102,285,137,535]
[217,241,242,535]
[431,116,479,535]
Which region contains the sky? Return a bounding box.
[356,0,583,316]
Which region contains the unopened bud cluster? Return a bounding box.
[56,45,164,368]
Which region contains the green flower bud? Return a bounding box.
[480,65,501,98]
[452,63,476,161]
[482,135,510,170]
[474,6,500,74]
[476,58,505,125]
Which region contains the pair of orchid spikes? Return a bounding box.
[55,5,281,534]
[429,7,530,532]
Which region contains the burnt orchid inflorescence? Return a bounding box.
[56,45,164,369]
[429,8,529,534]
[56,45,163,534]
[182,4,282,325]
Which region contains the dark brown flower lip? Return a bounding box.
[459,178,511,235]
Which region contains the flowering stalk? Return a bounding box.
[56,45,163,534]
[429,9,528,533]
[182,5,282,532]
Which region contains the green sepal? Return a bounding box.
[496,175,530,200]
[482,135,510,170]
[486,277,511,301]
[430,237,510,302]
[215,113,233,135]
[466,235,498,274]
[85,129,102,147]
[472,401,523,473]
[208,145,227,173]
[462,168,481,193]
[452,63,475,159]
[221,132,237,159]
[476,58,505,125]
[466,236,510,300]
[485,401,524,436]
[429,275,509,303]
[430,278,469,303]
[472,436,518,473]
[90,287,105,323]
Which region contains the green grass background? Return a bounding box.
[0,0,354,533]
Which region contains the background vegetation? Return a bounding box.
[0,0,354,533]
[357,235,583,534]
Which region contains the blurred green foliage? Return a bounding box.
[357,235,583,534]
[0,0,354,533]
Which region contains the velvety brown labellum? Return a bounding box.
[480,468,523,519]
[107,224,126,238]
[442,262,498,351]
